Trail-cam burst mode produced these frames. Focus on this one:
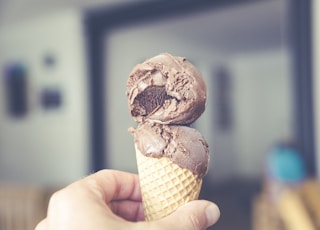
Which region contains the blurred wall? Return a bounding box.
[0,8,89,185]
[0,0,298,185]
[230,49,293,179]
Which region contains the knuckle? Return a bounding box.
[189,214,203,230]
[48,188,72,212]
[48,190,63,207]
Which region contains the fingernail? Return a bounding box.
[205,204,220,227]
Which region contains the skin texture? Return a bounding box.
[35,170,220,230]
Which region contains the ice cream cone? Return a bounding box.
[127,54,209,221]
[135,145,202,221]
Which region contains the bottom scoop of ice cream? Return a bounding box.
[129,123,209,178]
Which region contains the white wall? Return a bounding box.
[230,49,293,179]
[0,8,89,185]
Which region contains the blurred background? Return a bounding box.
[0,0,319,229]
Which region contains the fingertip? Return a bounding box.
[205,203,220,227]
[158,200,220,230]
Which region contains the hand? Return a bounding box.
[35,170,220,230]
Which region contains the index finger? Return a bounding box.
[76,169,142,203]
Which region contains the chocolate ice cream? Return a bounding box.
[126,53,207,125]
[129,123,209,179]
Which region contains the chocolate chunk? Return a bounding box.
[132,86,169,117]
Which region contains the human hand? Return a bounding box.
[35,170,220,230]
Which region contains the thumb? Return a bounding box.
[154,200,220,230]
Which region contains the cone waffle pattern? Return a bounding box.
[136,146,202,221]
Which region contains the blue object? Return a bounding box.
[267,145,306,183]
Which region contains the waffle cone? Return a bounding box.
[135,145,202,221]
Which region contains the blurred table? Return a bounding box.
[0,185,57,230]
[252,179,320,230]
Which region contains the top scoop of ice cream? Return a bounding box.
[126,53,207,125]
[129,123,210,178]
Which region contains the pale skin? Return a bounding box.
[35,170,220,230]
